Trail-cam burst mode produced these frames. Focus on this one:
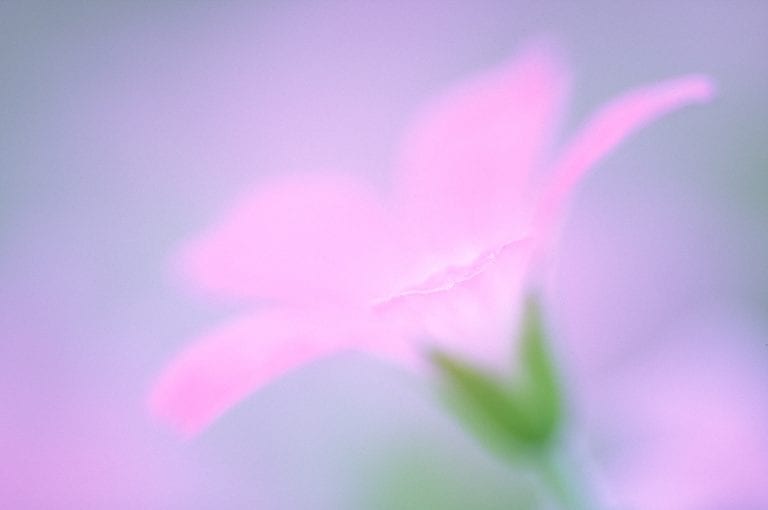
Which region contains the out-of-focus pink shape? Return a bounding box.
[150,42,714,435]
[589,312,768,509]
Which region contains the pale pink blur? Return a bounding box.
[5,2,766,507]
[584,310,768,509]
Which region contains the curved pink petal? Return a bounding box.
[395,43,570,259]
[177,172,405,305]
[535,75,715,232]
[148,308,361,436]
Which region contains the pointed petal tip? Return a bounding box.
[507,37,570,84]
[663,74,717,103]
[170,238,228,301]
[170,227,258,303]
[148,376,212,439]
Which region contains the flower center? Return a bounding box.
[372,238,529,311]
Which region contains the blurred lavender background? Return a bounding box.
[2,1,767,508]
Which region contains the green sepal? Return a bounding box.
[430,294,564,458]
[517,295,563,443]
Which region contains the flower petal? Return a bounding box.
[373,239,534,372]
[395,43,570,260]
[148,309,357,436]
[535,75,715,231]
[177,172,403,304]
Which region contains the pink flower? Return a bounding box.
[149,43,713,436]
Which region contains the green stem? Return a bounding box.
[532,448,594,510]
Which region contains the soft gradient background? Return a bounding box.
[2,1,767,508]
